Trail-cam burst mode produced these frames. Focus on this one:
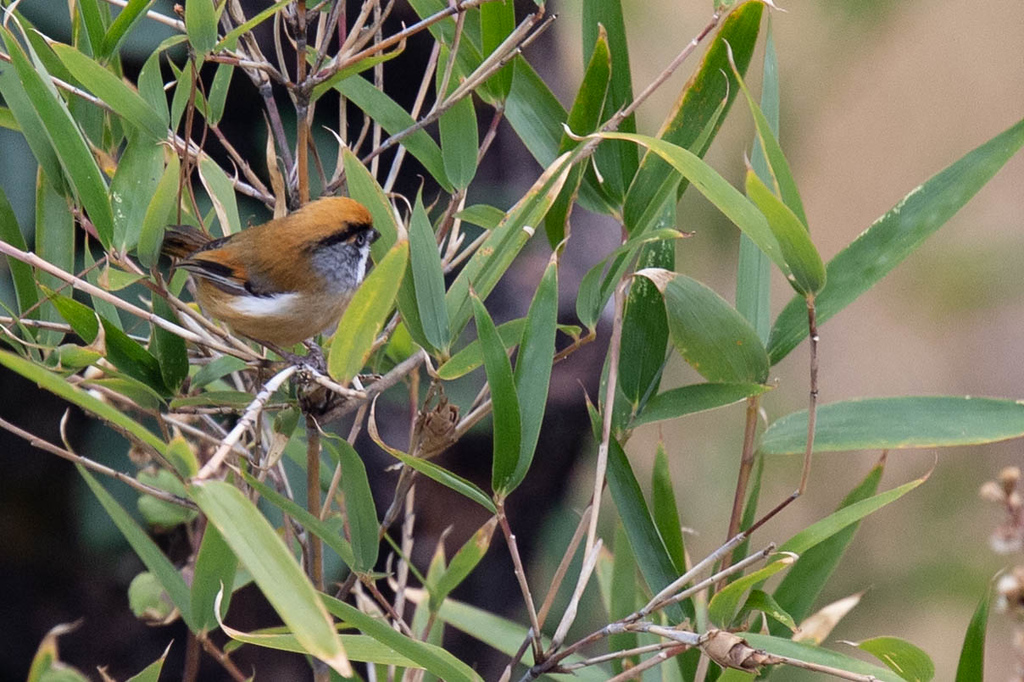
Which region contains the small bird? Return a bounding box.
[161,197,379,349]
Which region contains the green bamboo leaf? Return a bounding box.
[955,589,989,682]
[0,188,39,318]
[383,449,496,514]
[197,155,240,236]
[322,595,483,682]
[190,523,237,631]
[437,54,478,189]
[505,59,613,217]
[430,517,497,611]
[185,0,218,55]
[637,269,769,384]
[743,589,797,632]
[742,633,902,682]
[436,318,526,380]
[855,636,934,682]
[745,168,825,296]
[622,1,762,234]
[222,628,419,666]
[98,317,168,394]
[471,293,521,495]
[708,554,795,628]
[151,295,188,392]
[136,151,180,268]
[0,349,167,454]
[47,287,98,342]
[651,443,685,573]
[206,61,233,125]
[125,643,171,682]
[618,218,674,410]
[1,27,115,246]
[34,172,75,346]
[74,0,108,56]
[770,461,882,633]
[168,61,192,132]
[50,42,167,140]
[583,0,637,204]
[0,44,66,195]
[322,434,379,572]
[428,598,607,680]
[726,41,806,225]
[328,240,408,384]
[242,471,356,569]
[778,474,925,557]
[633,382,770,428]
[609,524,638,672]
[761,397,1024,455]
[456,204,505,230]
[445,152,572,337]
[170,391,255,409]
[768,116,1024,365]
[191,355,247,389]
[604,131,786,274]
[188,480,351,675]
[341,148,432,350]
[0,105,17,130]
[480,0,515,100]
[508,255,558,491]
[101,0,155,59]
[111,132,165,251]
[737,17,778,344]
[601,423,684,622]
[409,192,450,353]
[544,26,611,245]
[335,77,452,192]
[78,466,194,628]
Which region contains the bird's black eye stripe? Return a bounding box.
[312,222,375,249]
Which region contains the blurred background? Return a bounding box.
[1,0,1023,679]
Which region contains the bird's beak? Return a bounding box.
[369,228,381,244]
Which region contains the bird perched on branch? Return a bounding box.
[161,197,379,349]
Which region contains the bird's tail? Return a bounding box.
[161,224,213,259]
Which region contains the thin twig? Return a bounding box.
[498,500,544,659]
[0,417,196,509]
[721,394,762,576]
[197,365,298,479]
[306,415,324,592]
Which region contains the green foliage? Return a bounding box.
[1,1,1021,679]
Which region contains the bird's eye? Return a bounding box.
[354,232,367,247]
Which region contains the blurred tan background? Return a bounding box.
[548,0,1024,677]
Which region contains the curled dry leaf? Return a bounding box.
[793,591,864,645]
[700,629,781,672]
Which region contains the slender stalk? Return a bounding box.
[604,644,689,682]
[306,415,324,592]
[295,0,310,204]
[0,417,196,509]
[720,394,762,576]
[498,500,544,660]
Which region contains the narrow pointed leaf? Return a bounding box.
[761,396,1024,455]
[191,523,237,631]
[430,517,498,611]
[151,295,188,392]
[778,474,925,557]
[409,192,450,353]
[745,168,825,296]
[384,449,496,514]
[329,240,408,384]
[438,94,478,189]
[322,595,482,682]
[472,294,521,495]
[197,156,240,236]
[101,0,155,58]
[742,634,902,682]
[188,481,351,675]
[545,27,611,245]
[634,382,770,427]
[508,256,557,491]
[111,132,165,251]
[955,589,989,682]
[0,188,38,317]
[1,27,114,246]
[855,636,934,682]
[768,117,1024,365]
[322,434,379,572]
[726,39,806,225]
[480,0,515,100]
[50,43,167,140]
[137,152,180,267]
[436,318,526,380]
[771,461,883,632]
[185,0,218,55]
[623,1,762,233]
[0,349,167,455]
[242,471,356,569]
[638,269,769,384]
[651,443,685,573]
[708,555,794,627]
